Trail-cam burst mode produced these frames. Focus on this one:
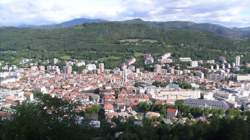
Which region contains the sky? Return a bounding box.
[0,0,250,27]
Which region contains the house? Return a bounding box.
[145,112,160,119]
[104,103,114,113]
[89,120,101,128]
[167,108,178,119]
[0,111,11,120]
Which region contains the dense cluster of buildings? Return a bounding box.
[0,53,250,124]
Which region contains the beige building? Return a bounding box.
[147,88,201,104]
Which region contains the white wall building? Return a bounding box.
[179,57,192,62]
[86,64,97,71]
[147,87,201,104]
[190,61,198,68]
[235,56,241,67]
[237,75,250,82]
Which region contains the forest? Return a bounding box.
[1,22,250,68]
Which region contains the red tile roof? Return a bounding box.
[167,108,177,113]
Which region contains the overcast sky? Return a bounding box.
[0,0,250,27]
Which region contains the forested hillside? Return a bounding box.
[0,21,250,67]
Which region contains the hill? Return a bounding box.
[53,18,107,28]
[13,18,250,39]
[0,21,250,68]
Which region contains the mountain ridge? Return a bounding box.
[6,18,249,39]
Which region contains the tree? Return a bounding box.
[86,104,101,114]
[137,102,152,113]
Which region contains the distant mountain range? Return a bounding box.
[16,18,107,28]
[118,18,250,39]
[1,17,250,66]
[50,18,107,28]
[11,18,250,39]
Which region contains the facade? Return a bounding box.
[144,54,154,65]
[237,75,250,82]
[154,64,161,73]
[235,56,241,67]
[183,99,229,110]
[64,64,72,75]
[99,63,105,73]
[179,57,192,62]
[190,61,199,68]
[147,88,201,104]
[86,64,97,71]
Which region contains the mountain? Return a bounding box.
[1,19,250,68]
[14,18,107,28]
[55,18,107,27]
[119,19,250,39]
[4,18,250,39]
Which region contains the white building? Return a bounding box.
[86,64,97,71]
[76,61,85,67]
[237,75,250,82]
[235,56,241,67]
[127,57,136,65]
[154,64,162,73]
[190,61,198,68]
[99,63,105,73]
[159,53,172,64]
[147,87,201,104]
[64,64,72,74]
[179,57,192,62]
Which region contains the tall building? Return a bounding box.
[122,69,128,85]
[210,65,214,70]
[235,56,241,67]
[144,54,154,65]
[216,64,220,70]
[99,63,105,73]
[154,64,162,73]
[64,64,72,75]
[221,64,225,70]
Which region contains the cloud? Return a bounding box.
[120,0,250,27]
[0,0,249,27]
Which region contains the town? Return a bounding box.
[0,52,250,128]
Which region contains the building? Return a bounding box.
[122,69,128,85]
[179,57,192,62]
[195,71,204,79]
[207,72,225,81]
[159,53,172,64]
[235,56,241,67]
[206,60,215,64]
[216,64,220,70]
[154,64,161,73]
[147,87,201,104]
[166,108,178,119]
[161,53,171,60]
[144,54,154,65]
[39,66,45,72]
[127,57,136,65]
[145,112,160,119]
[190,61,198,68]
[104,103,114,113]
[183,99,229,110]
[99,63,105,73]
[218,56,227,64]
[64,64,72,75]
[237,75,250,82]
[0,72,20,85]
[86,64,97,71]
